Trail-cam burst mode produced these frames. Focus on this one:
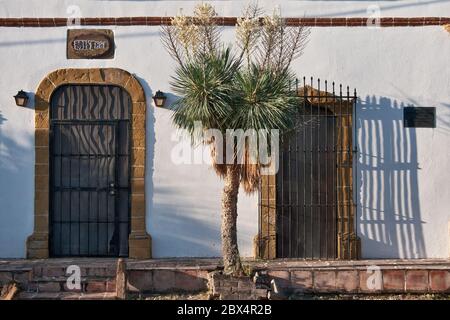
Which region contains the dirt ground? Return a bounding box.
[131,292,450,300]
[129,292,211,300]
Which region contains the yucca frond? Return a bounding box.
[231,64,300,132]
[171,48,240,136]
[227,65,300,192]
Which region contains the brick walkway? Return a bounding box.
[1,258,449,298]
[2,257,449,271]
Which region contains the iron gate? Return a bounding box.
[259,78,358,260]
[49,85,131,257]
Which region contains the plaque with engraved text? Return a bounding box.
[67,29,114,59]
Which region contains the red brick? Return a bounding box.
[383,270,405,292]
[2,18,21,27]
[299,18,316,26]
[116,17,131,26]
[85,281,106,293]
[0,272,13,285]
[22,18,39,27]
[146,17,162,25]
[347,18,364,26]
[429,271,450,292]
[267,270,290,289]
[127,270,153,292]
[423,17,441,25]
[291,270,313,292]
[237,279,254,290]
[174,270,207,292]
[379,18,393,27]
[393,17,409,26]
[0,16,447,28]
[408,17,425,26]
[285,18,300,27]
[63,281,82,292]
[253,288,268,299]
[53,18,68,26]
[359,269,382,293]
[130,17,147,25]
[315,18,332,26]
[222,17,237,26]
[87,267,114,277]
[405,270,429,292]
[78,293,109,300]
[152,270,175,292]
[42,267,65,277]
[99,18,116,25]
[38,18,55,27]
[13,272,31,285]
[160,17,171,26]
[196,270,209,280]
[221,293,239,300]
[336,271,358,293]
[331,18,347,26]
[106,279,116,292]
[314,271,336,292]
[38,282,61,292]
[82,18,100,25]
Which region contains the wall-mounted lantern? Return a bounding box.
[152,90,167,108]
[14,90,29,107]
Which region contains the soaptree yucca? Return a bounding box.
[161,3,309,274]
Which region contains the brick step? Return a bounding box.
[31,275,114,282]
[27,277,116,293]
[32,266,116,278]
[17,291,117,300]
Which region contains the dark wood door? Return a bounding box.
[276,110,337,259]
[49,85,131,257]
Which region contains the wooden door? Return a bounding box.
[49,85,131,257]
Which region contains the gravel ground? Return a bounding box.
[290,293,450,300]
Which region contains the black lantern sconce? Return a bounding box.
[14,90,29,107]
[152,90,167,108]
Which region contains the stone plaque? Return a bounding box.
[67,29,114,59]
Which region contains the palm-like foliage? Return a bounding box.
[231,65,300,192]
[171,49,239,135]
[232,65,299,132]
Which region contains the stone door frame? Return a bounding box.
[27,68,152,259]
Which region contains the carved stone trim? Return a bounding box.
[27,68,151,259]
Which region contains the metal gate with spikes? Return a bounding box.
[256,77,360,260]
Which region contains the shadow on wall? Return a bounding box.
[150,190,222,257]
[0,110,34,257]
[357,96,426,259]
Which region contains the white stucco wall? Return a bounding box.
[0,0,449,258]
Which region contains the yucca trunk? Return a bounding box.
[221,165,243,275]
